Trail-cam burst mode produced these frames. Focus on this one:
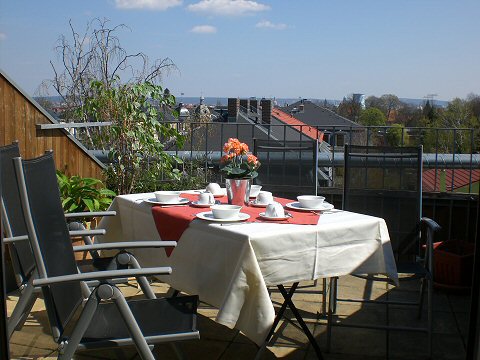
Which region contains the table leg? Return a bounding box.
[256,282,324,359]
[277,284,324,360]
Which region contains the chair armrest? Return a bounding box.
[64,211,117,219]
[70,229,106,237]
[3,235,29,244]
[421,217,441,233]
[4,229,106,244]
[32,267,172,286]
[72,241,177,252]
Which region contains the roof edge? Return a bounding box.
[0,68,106,170]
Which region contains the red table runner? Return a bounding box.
[151,193,320,256]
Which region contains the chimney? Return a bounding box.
[260,98,272,124]
[227,98,239,122]
[249,98,258,113]
[239,98,249,112]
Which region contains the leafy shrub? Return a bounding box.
[57,171,116,213]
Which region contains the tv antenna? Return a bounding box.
[424,93,438,106]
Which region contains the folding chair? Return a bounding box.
[253,138,319,197]
[326,145,441,358]
[13,151,199,359]
[1,142,154,339]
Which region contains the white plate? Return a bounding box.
[143,197,189,206]
[285,201,334,212]
[196,211,250,222]
[259,212,291,221]
[191,201,215,208]
[249,201,268,208]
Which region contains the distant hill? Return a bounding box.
[399,98,448,108]
[34,95,449,108]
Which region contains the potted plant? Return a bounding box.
[57,171,116,259]
[219,138,261,205]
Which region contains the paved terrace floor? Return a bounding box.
[7,275,469,360]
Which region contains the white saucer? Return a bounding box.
[259,212,291,221]
[249,201,268,208]
[196,212,250,222]
[191,201,215,208]
[285,202,334,212]
[144,197,189,206]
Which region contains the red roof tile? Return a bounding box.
[423,169,480,192]
[271,108,324,142]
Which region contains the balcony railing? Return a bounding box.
[86,121,479,243]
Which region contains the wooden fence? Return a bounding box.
[0,70,104,179]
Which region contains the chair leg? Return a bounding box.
[59,289,101,360]
[112,286,155,360]
[126,255,156,300]
[427,278,433,359]
[417,277,427,319]
[7,281,37,338]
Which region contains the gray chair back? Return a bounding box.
[0,142,35,281]
[343,144,422,260]
[253,138,319,197]
[14,152,83,339]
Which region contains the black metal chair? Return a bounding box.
[13,151,199,359]
[326,145,441,358]
[253,138,320,197]
[1,142,159,339]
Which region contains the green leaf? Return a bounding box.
[82,198,95,212]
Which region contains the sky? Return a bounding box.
[0,0,479,102]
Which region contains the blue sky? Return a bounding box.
[0,0,479,101]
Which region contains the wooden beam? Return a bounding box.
[36,122,112,130]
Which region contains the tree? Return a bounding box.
[337,95,362,121]
[380,94,401,120]
[365,94,400,121]
[80,80,185,194]
[422,100,437,122]
[358,107,387,126]
[39,18,177,125]
[466,93,480,121]
[396,103,423,127]
[386,124,408,147]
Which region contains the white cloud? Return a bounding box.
[0,33,6,41]
[190,25,217,34]
[255,20,287,30]
[115,0,182,11]
[188,0,269,16]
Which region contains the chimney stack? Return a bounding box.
[227,98,239,122]
[260,98,272,124]
[249,98,258,113]
[239,98,249,112]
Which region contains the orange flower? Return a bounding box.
[221,155,229,163]
[240,142,249,154]
[247,154,258,165]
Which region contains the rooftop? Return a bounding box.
[280,100,359,128]
[7,276,469,359]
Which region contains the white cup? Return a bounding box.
[206,183,222,195]
[256,191,273,205]
[154,191,180,203]
[265,202,285,218]
[198,191,214,205]
[250,185,262,198]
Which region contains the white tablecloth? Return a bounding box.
[97,192,397,345]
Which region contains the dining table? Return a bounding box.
[96,190,398,357]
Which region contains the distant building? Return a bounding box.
[352,93,366,109]
[280,99,360,148]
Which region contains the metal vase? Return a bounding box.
[225,178,251,206]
